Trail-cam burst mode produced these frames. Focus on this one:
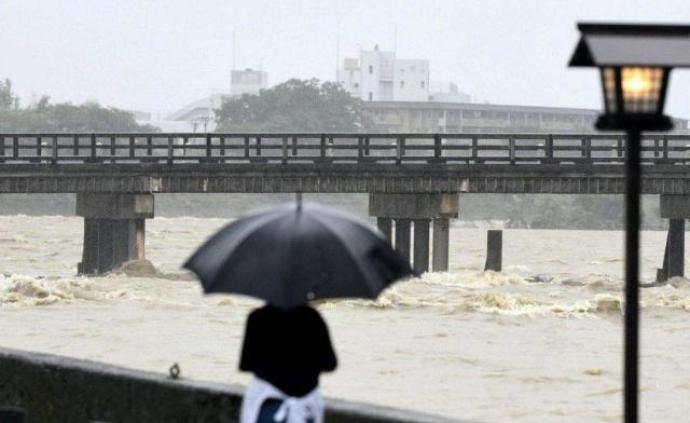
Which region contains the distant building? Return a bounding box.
[364,101,688,133]
[167,94,227,132]
[167,69,268,132]
[366,101,596,133]
[338,46,430,102]
[231,69,268,97]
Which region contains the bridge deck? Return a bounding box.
[1,133,689,194]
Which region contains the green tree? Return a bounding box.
[0,79,157,132]
[215,78,371,132]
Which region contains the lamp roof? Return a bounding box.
[569,23,690,68]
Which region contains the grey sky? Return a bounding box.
[2,0,690,118]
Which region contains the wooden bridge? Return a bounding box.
[1,132,690,194]
[1,132,689,276]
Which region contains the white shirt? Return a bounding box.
[240,377,324,423]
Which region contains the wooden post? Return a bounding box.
[51,136,58,164]
[90,133,97,161]
[167,137,173,164]
[433,134,442,162]
[413,219,430,273]
[484,229,503,272]
[545,134,554,163]
[282,136,288,164]
[147,136,153,157]
[667,219,685,278]
[129,136,135,159]
[109,136,116,160]
[320,134,326,160]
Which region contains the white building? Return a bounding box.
[230,69,268,96]
[167,69,269,132]
[338,46,430,102]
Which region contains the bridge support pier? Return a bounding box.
[657,195,689,281]
[413,219,430,273]
[394,219,411,263]
[432,218,450,272]
[369,193,458,273]
[76,193,154,275]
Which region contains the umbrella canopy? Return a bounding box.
[183,202,415,309]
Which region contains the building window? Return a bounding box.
[368,65,373,74]
[353,82,359,88]
[400,80,405,89]
[420,80,425,88]
[368,92,373,101]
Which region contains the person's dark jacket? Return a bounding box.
[240,304,337,397]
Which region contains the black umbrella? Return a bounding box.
[183,202,415,309]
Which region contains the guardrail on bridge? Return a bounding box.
[1,133,689,165]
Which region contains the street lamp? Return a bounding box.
[569,23,690,423]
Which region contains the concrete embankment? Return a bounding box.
[0,347,466,423]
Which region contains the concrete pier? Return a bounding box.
[432,218,450,272]
[370,193,458,272]
[76,193,153,275]
[667,219,685,279]
[413,219,430,273]
[484,230,503,272]
[394,219,411,262]
[376,217,393,242]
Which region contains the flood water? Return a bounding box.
[1,215,689,422]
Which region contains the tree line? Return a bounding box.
[0,79,156,132]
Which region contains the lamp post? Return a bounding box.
[569,23,690,423]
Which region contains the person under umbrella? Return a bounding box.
[184,201,414,423]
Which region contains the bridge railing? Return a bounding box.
[0,133,689,165]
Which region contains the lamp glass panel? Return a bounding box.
[621,67,663,113]
[602,67,617,113]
